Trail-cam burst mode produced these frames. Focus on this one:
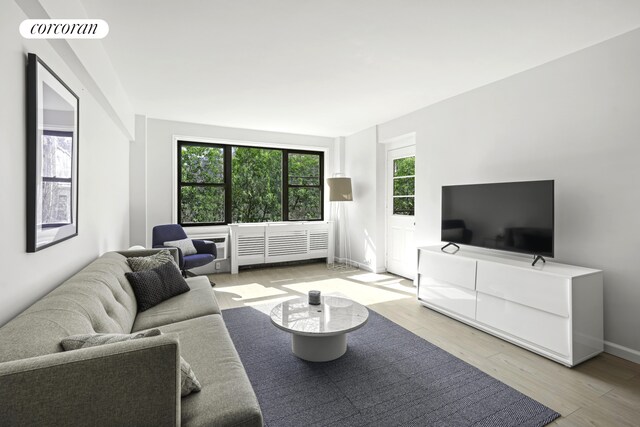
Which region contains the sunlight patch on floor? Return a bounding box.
[214,283,287,301]
[379,281,417,295]
[347,272,399,283]
[282,278,411,306]
[243,295,300,315]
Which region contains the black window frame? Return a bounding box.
[177,140,324,226]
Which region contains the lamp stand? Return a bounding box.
[328,202,356,271]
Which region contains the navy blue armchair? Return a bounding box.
[152,224,217,279]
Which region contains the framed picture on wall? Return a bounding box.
[26,53,79,252]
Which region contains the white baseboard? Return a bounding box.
[604,341,640,364]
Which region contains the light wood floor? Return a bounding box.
[209,261,640,426]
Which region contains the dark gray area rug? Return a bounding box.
[223,306,560,427]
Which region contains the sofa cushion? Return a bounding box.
[0,252,137,363]
[60,329,202,397]
[126,261,190,312]
[158,315,263,427]
[127,250,176,272]
[131,277,220,332]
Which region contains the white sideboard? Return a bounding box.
[229,222,334,274]
[416,246,603,366]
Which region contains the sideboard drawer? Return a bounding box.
[418,250,477,291]
[418,280,476,319]
[476,261,569,317]
[476,293,570,356]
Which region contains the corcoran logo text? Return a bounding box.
[20,19,109,39]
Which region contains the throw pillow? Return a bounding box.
[163,238,197,256]
[61,329,161,350]
[61,329,202,397]
[125,261,190,312]
[127,250,176,272]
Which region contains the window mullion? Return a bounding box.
[177,141,183,224]
[224,145,232,224]
[283,149,289,221]
[320,152,324,221]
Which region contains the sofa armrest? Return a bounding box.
[192,239,218,258]
[0,334,181,427]
[120,247,181,266]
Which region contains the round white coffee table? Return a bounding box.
[270,296,369,362]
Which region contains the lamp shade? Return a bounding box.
[327,177,353,201]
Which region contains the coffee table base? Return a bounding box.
[291,333,347,362]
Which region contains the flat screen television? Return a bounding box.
[441,180,554,257]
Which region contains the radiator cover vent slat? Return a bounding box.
[267,232,308,257]
[310,231,329,251]
[237,236,265,257]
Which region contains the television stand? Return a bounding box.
[532,255,546,267]
[440,242,460,253]
[416,246,603,366]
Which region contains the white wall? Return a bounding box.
[343,127,386,272]
[0,1,131,326]
[365,28,640,361]
[129,115,147,246]
[132,118,336,247]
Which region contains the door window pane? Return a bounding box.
[393,197,414,216]
[393,177,415,196]
[393,157,415,177]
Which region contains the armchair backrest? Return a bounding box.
[152,224,188,247]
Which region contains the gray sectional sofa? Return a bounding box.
[0,249,263,427]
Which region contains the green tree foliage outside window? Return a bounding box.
[288,153,322,220]
[393,156,415,216]
[232,147,282,223]
[178,142,323,224]
[180,145,225,223]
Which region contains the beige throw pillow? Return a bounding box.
[163,238,197,256]
[127,250,176,272]
[61,329,202,397]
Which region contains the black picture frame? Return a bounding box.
[26,53,80,252]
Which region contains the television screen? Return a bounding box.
[441,180,554,257]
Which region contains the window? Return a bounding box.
[392,156,415,216]
[178,141,323,225]
[285,152,323,221]
[41,130,73,226]
[178,143,228,224]
[231,146,282,223]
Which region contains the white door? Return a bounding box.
[386,145,416,279]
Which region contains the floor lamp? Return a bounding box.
[327,175,355,270]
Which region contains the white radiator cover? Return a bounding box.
[229,222,334,274]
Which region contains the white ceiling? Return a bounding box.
[82,0,640,137]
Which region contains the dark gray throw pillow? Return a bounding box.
[127,249,176,272]
[125,261,190,312]
[60,329,202,397]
